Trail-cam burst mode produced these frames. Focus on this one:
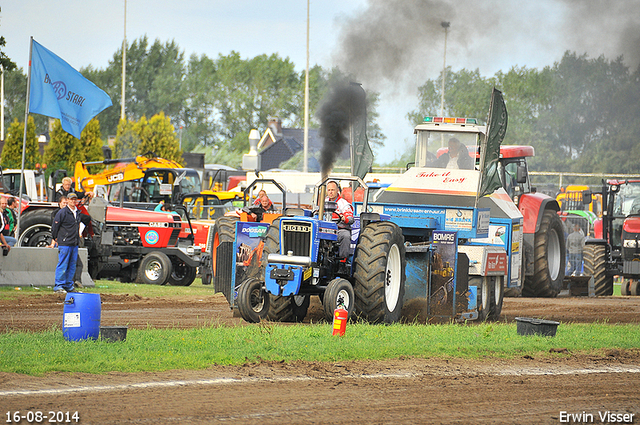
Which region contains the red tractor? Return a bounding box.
[437,144,566,297]
[585,179,640,296]
[84,197,209,285]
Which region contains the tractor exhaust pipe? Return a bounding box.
[318,184,327,220]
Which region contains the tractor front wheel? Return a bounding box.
[137,252,172,285]
[167,260,197,286]
[353,221,406,323]
[237,278,270,323]
[473,276,504,321]
[621,279,631,296]
[323,278,355,322]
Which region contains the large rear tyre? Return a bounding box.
[268,292,310,322]
[17,209,53,247]
[523,210,565,297]
[323,278,355,322]
[167,260,197,286]
[353,221,406,323]
[136,251,172,285]
[211,216,239,290]
[237,278,270,323]
[583,244,613,296]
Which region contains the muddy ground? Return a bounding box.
[1,293,639,424]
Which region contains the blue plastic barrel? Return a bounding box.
[62,293,101,341]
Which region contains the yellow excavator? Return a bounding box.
[74,154,183,193]
[74,153,244,216]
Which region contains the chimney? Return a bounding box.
[267,117,283,138]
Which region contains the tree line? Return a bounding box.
[1,34,638,173]
[405,52,640,174]
[1,36,384,171]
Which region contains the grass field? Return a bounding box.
[2,279,640,376]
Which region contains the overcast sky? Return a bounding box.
[3,0,640,164]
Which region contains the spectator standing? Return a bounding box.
[0,197,17,247]
[566,223,585,276]
[55,177,87,202]
[325,181,354,259]
[48,196,68,248]
[5,197,18,236]
[51,192,82,293]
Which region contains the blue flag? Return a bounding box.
[29,39,112,139]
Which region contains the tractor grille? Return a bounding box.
[281,221,312,257]
[215,241,234,303]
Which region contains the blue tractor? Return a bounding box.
[236,176,407,324]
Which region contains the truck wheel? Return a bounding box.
[621,279,631,296]
[237,278,270,323]
[583,244,613,296]
[17,209,53,247]
[474,276,504,321]
[137,251,172,285]
[353,221,406,323]
[523,209,565,297]
[168,260,197,286]
[323,278,354,322]
[211,216,239,289]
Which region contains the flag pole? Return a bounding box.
[16,36,34,243]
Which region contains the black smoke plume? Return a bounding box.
[316,79,367,179]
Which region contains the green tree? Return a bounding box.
[84,36,186,139]
[113,119,141,158]
[43,118,106,174]
[2,117,39,169]
[137,113,182,162]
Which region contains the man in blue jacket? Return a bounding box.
[51,192,82,293]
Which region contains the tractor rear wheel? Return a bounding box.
[353,221,406,323]
[523,209,565,297]
[583,244,613,296]
[323,278,355,322]
[137,251,172,285]
[17,209,53,247]
[237,278,270,323]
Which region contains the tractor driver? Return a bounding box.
[433,137,474,170]
[325,180,354,259]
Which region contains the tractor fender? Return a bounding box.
[518,193,560,234]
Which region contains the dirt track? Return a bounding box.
[1,293,640,424]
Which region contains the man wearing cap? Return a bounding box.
[51,192,82,293]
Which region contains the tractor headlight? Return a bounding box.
[186,246,202,255]
[623,239,637,248]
